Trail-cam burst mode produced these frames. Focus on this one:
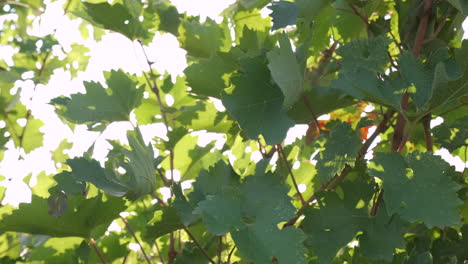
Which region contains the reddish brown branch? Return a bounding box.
[412,0,433,57]
[392,93,409,152]
[88,238,108,264]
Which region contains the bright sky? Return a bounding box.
[0,0,466,206]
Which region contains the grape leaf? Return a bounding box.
[72,0,149,41]
[359,208,407,261]
[399,49,462,113]
[184,53,237,98]
[195,190,244,235]
[267,33,304,107]
[145,0,181,36]
[240,0,271,9]
[332,36,404,109]
[145,205,185,240]
[176,101,234,133]
[268,1,299,30]
[0,194,125,238]
[231,166,307,264]
[52,70,143,125]
[178,18,231,58]
[68,128,163,200]
[448,0,468,14]
[67,157,128,197]
[302,179,374,263]
[368,152,462,227]
[233,10,271,43]
[316,122,362,183]
[222,56,294,144]
[160,134,221,181]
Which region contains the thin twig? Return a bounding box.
[226,245,236,264]
[184,228,216,264]
[120,216,153,264]
[154,240,166,264]
[349,4,370,36]
[89,238,108,264]
[138,40,176,194]
[217,237,222,264]
[121,254,128,264]
[168,233,176,264]
[277,144,306,205]
[138,40,170,131]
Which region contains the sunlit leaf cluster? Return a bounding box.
[0,0,467,263]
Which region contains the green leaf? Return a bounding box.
[146,0,181,36]
[368,152,462,227]
[184,53,237,98]
[239,0,271,9]
[67,157,128,197]
[233,10,271,44]
[52,70,143,125]
[145,205,185,240]
[302,179,374,263]
[68,128,162,200]
[173,183,201,226]
[0,194,125,238]
[447,0,468,14]
[399,49,462,113]
[359,208,406,261]
[160,134,221,181]
[196,190,244,235]
[268,1,299,30]
[19,116,45,153]
[231,167,307,264]
[178,18,231,58]
[332,36,404,109]
[267,33,303,107]
[120,128,163,200]
[222,56,294,144]
[176,101,234,133]
[50,171,86,196]
[316,122,362,183]
[332,0,367,41]
[336,36,392,75]
[72,1,149,40]
[51,139,73,166]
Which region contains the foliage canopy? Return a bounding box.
[0,0,467,263]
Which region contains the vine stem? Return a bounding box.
[138,40,175,184]
[154,239,166,264]
[226,245,236,264]
[184,227,216,264]
[282,109,395,228]
[396,120,415,153]
[120,216,153,264]
[277,144,306,205]
[422,113,433,152]
[88,238,108,264]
